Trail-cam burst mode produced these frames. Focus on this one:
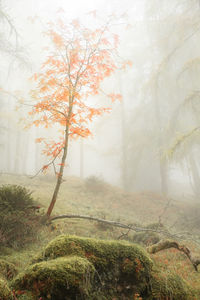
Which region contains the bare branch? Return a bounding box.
[30,147,62,179]
[147,240,200,271]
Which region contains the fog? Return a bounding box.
[1,0,200,199]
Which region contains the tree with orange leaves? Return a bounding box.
[29,16,130,218]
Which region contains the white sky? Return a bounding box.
[6,0,145,25]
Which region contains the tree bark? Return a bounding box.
[46,101,73,217]
[46,125,69,217]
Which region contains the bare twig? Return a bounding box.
[117,228,131,240]
[30,148,62,179]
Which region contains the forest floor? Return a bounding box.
[1,173,200,298]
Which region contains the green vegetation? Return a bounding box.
[85,175,109,194]
[0,277,13,300]
[12,235,153,299]
[0,259,17,280]
[10,235,196,299]
[0,184,41,248]
[0,185,34,211]
[150,270,193,300]
[0,174,199,299]
[13,256,95,300]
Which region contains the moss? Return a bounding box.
[12,235,196,299]
[15,291,35,300]
[43,235,152,265]
[0,277,13,300]
[0,259,18,279]
[12,256,95,300]
[149,270,194,300]
[33,235,153,298]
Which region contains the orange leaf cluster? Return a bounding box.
[108,93,122,102]
[42,139,64,158]
[28,17,130,159]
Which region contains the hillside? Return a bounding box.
[0,173,200,299]
[0,173,198,231]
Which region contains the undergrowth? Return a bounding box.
[0,184,42,249]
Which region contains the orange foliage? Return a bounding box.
[29,16,130,159]
[35,138,44,143]
[42,165,49,173]
[108,93,123,102]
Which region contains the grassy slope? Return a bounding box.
[1,173,200,297]
[0,173,195,225]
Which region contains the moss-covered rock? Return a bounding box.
[12,256,95,300]
[11,235,196,299]
[15,235,153,299]
[150,271,194,300]
[0,259,18,279]
[0,277,13,300]
[42,235,152,294]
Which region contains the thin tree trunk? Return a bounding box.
[46,125,69,217]
[21,132,29,175]
[80,138,84,178]
[121,99,128,190]
[118,74,128,191]
[6,121,12,173]
[189,154,200,197]
[160,158,168,196]
[14,130,21,174]
[154,89,169,196]
[35,127,42,173]
[46,101,73,218]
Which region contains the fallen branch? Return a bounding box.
[50,214,185,239]
[147,240,200,271]
[50,214,200,258]
[50,214,166,232]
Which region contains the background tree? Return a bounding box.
[120,0,200,196]
[0,0,29,174]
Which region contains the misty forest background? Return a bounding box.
[2,0,200,197]
[2,0,200,299]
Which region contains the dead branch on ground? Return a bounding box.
[50,214,198,242]
[147,240,200,271]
